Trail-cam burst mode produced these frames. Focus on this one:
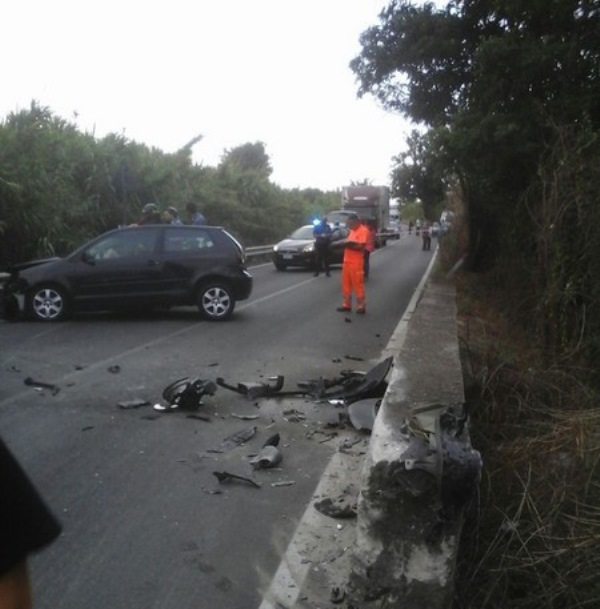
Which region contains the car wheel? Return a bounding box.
[197,283,235,321]
[28,285,70,322]
[274,261,287,271]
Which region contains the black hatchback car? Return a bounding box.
[2,225,253,322]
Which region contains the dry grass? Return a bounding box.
[453,271,600,609]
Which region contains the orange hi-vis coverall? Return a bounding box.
[341,223,368,311]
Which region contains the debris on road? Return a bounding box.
[186,413,211,421]
[23,377,60,396]
[117,399,150,410]
[249,445,282,469]
[216,375,299,400]
[348,398,380,431]
[107,365,121,374]
[314,497,357,519]
[231,413,259,421]
[213,471,261,488]
[262,432,280,447]
[282,409,306,422]
[155,377,217,412]
[271,480,295,487]
[218,426,257,451]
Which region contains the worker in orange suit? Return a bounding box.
[335,213,369,314]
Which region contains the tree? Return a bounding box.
[351,0,600,269]
[219,142,272,179]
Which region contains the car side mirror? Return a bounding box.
[82,251,96,265]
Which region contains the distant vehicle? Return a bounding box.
[431,221,441,237]
[327,184,391,248]
[383,221,401,240]
[272,224,349,271]
[2,225,253,322]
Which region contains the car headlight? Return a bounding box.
[273,245,279,253]
[303,244,315,253]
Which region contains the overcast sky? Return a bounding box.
[1,0,416,191]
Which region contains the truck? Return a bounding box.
[326,185,391,247]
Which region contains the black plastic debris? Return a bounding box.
[262,433,280,448]
[117,399,150,410]
[344,355,364,362]
[213,471,261,488]
[216,375,290,400]
[348,398,380,431]
[219,426,257,451]
[23,377,60,396]
[249,445,282,469]
[314,497,357,519]
[331,586,346,604]
[324,357,393,405]
[107,365,121,374]
[155,377,217,412]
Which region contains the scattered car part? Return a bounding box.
[216,375,297,400]
[160,377,217,411]
[249,445,282,469]
[213,471,261,488]
[23,377,60,395]
[314,497,357,519]
[108,365,121,374]
[262,433,280,448]
[117,399,150,410]
[324,357,393,404]
[231,413,259,420]
[271,480,295,487]
[331,586,346,604]
[348,398,380,431]
[219,426,257,451]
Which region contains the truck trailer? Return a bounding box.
[326,185,391,247]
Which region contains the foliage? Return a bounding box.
[353,1,600,606]
[0,102,338,265]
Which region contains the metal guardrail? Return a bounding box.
[245,245,274,258]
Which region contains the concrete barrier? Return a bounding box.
[347,271,482,607]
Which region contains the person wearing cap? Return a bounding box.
[163,206,183,225]
[334,213,369,314]
[138,203,162,225]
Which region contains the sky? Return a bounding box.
[1,0,416,192]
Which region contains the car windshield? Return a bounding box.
[289,226,315,240]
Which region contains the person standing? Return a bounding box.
[163,206,183,225]
[335,213,369,314]
[0,437,61,609]
[185,202,207,226]
[422,222,432,251]
[312,217,333,277]
[363,220,376,280]
[137,203,162,225]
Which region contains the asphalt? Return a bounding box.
[258,247,463,608]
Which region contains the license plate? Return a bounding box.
[283,254,293,260]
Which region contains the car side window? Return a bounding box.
[164,228,215,254]
[88,229,158,261]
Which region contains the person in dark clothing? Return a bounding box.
[138,202,162,225]
[0,437,61,609]
[185,202,207,226]
[313,217,333,277]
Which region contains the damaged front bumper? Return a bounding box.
[1,275,28,320]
